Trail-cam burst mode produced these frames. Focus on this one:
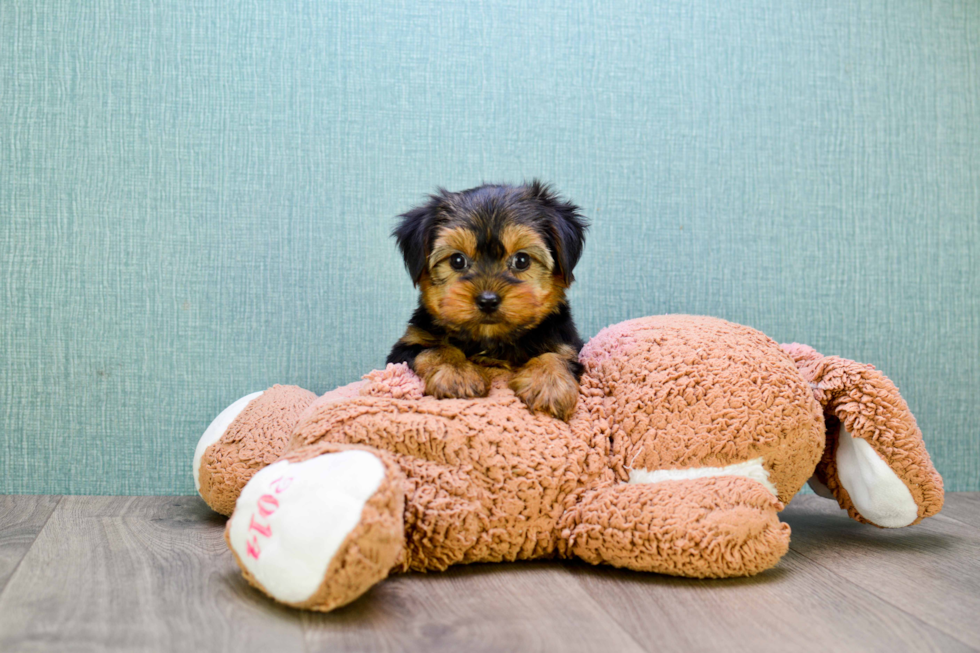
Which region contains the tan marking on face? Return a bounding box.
[422,265,565,338]
[500,224,554,272]
[419,275,453,326]
[495,272,564,330]
[428,226,477,277]
[421,274,482,331]
[419,220,566,339]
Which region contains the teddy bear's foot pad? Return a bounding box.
[225,450,405,610]
[193,391,264,493]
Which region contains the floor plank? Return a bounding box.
[302,562,645,653]
[0,496,305,653]
[937,493,980,529]
[566,550,969,653]
[0,495,61,594]
[782,494,980,650]
[0,493,977,653]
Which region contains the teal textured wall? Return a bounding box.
[2,1,978,494]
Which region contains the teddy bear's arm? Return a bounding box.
[559,476,790,578]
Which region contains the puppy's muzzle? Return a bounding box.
[476,291,501,314]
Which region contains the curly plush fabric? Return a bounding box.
[198,384,317,516]
[196,315,945,611]
[290,369,611,570]
[560,476,790,578]
[579,316,825,503]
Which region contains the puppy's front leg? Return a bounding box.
[414,346,489,399]
[509,348,580,421]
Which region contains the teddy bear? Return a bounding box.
[193,314,944,612]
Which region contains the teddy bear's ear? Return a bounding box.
[782,344,944,528]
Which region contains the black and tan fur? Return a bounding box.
[386,181,588,420]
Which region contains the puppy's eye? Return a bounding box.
[449,253,469,271]
[510,252,531,271]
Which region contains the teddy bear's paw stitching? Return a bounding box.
[193,391,264,493]
[225,450,401,609]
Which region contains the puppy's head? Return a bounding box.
[393,181,587,341]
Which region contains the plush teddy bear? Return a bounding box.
[193,315,944,612]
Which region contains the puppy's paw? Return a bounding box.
[509,353,579,421]
[424,361,488,399]
[414,347,488,399]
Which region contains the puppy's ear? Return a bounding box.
[527,180,588,285]
[392,192,447,286]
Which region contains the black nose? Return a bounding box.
[476,291,501,313]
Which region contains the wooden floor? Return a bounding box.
[0,494,978,653]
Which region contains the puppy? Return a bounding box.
[386,181,588,421]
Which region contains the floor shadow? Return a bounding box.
[560,557,792,588]
[782,512,956,552]
[215,567,309,624]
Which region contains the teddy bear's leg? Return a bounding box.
[195,381,368,515]
[560,476,790,578]
[224,442,406,612]
[284,430,497,573]
[781,344,944,527]
[195,385,317,515]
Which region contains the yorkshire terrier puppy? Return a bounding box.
[386,181,588,421]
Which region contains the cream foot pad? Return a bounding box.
[192,391,264,493]
[226,450,386,604]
